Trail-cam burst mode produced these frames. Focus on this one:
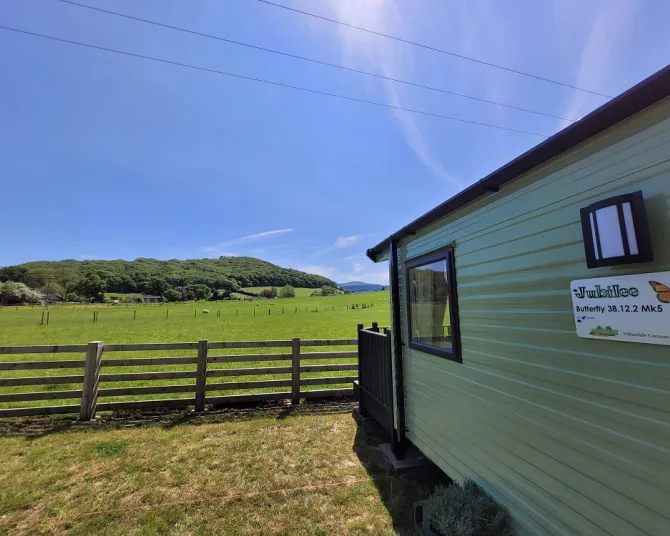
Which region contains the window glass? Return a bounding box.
[408,257,451,350]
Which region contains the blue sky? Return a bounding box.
[1,0,668,284]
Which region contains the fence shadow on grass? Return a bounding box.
[352,416,449,535]
[0,399,358,439]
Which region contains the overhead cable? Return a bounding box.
[0,25,550,138]
[255,0,614,99]
[55,0,576,123]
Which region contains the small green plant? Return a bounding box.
[423,480,510,536]
[89,440,130,459]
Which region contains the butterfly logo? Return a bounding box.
[649,281,670,304]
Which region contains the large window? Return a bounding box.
[406,247,461,362]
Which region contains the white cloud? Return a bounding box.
[294,264,337,279]
[316,0,463,189]
[334,236,360,249]
[271,253,388,286]
[203,229,294,253]
[314,235,362,256]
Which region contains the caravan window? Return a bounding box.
[406,247,461,362]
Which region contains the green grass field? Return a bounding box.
[241,286,338,297]
[0,292,390,410]
[0,292,389,345]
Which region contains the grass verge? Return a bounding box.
[0,401,441,535]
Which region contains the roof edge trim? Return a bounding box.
[366,65,670,263]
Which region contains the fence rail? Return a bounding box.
[0,337,358,419]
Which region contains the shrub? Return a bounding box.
[423,481,510,536]
[279,285,295,298]
[184,290,196,301]
[163,288,183,302]
[0,281,43,305]
[64,291,81,302]
[320,285,337,296]
[189,284,211,301]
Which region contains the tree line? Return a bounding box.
[0,257,337,303]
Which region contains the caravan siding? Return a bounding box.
[397,98,670,535]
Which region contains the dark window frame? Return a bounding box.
[405,246,462,363]
[579,190,654,269]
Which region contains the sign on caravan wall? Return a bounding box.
[570,272,670,346]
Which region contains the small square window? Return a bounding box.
[406,248,461,362]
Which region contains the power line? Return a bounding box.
[0,25,551,138]
[255,0,614,99]
[54,0,576,123]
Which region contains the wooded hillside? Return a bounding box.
[0,257,336,296]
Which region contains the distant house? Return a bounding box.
[41,294,62,306]
[141,295,163,303]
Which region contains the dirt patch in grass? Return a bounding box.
[0,401,442,535]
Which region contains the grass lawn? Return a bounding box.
[0,402,441,535]
[0,292,390,411]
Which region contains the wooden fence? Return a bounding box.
[357,324,393,435]
[0,338,357,419]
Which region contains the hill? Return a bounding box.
[339,281,385,293]
[0,257,337,295]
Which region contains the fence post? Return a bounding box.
[371,321,379,333]
[79,341,103,421]
[195,339,208,411]
[357,324,365,415]
[291,337,300,405]
[357,322,364,378]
